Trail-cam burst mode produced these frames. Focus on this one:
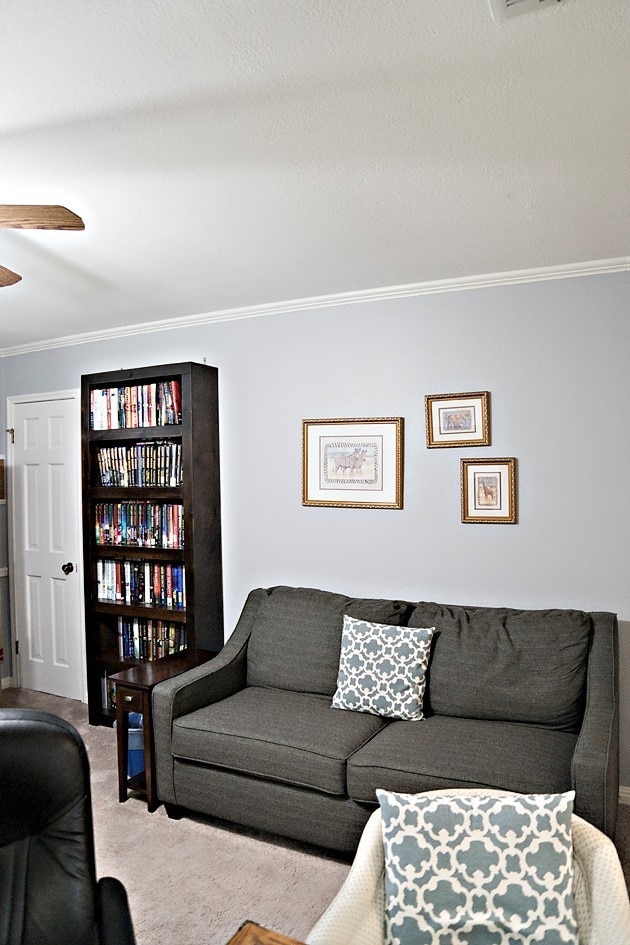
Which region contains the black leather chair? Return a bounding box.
[0,709,136,945]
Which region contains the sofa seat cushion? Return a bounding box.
[409,602,591,731]
[171,686,387,795]
[347,715,578,804]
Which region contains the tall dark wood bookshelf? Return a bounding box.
[81,362,223,725]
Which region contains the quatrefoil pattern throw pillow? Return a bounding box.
[376,789,579,945]
[331,615,434,720]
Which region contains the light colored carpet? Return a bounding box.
[1,688,350,945]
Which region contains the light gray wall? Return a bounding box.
[2,271,629,784]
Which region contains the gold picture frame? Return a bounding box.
[425,391,490,448]
[461,457,517,524]
[302,417,404,509]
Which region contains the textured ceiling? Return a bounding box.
[1,0,628,350]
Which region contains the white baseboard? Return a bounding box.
[0,675,15,690]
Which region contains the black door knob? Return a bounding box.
[61,562,74,575]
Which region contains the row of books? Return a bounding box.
[94,502,184,548]
[96,443,183,487]
[90,380,182,429]
[117,617,188,661]
[96,559,186,609]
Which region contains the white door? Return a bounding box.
[9,391,85,700]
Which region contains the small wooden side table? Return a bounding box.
[109,649,216,812]
[225,921,305,945]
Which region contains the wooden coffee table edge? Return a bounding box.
[226,920,306,945]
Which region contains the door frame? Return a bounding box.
[7,388,87,700]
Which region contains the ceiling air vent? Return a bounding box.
[488,0,563,21]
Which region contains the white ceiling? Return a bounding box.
[1,0,628,351]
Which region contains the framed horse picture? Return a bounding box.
[461,457,517,524]
[425,391,490,448]
[302,417,404,509]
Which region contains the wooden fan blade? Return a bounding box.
[0,265,22,286]
[0,205,85,230]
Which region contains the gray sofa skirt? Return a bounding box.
[172,760,373,852]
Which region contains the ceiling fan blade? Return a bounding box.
[0,265,22,287]
[0,205,85,230]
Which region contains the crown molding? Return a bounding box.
[2,256,628,357]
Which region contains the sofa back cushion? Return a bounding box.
[246,586,413,695]
[408,601,591,731]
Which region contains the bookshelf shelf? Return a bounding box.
[82,362,224,726]
[92,546,185,561]
[91,601,188,620]
[90,487,184,500]
[87,427,183,443]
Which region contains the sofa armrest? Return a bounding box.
[153,588,267,804]
[571,611,619,838]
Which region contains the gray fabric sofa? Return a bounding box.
[152,585,619,852]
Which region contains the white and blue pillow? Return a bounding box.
[331,615,434,721]
[376,789,579,945]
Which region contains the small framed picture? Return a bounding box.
[425,391,490,448]
[461,457,517,524]
[302,417,404,509]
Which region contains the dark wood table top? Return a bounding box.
[225,922,305,945]
[108,648,217,690]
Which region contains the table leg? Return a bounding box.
[142,693,159,812]
[115,701,129,803]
